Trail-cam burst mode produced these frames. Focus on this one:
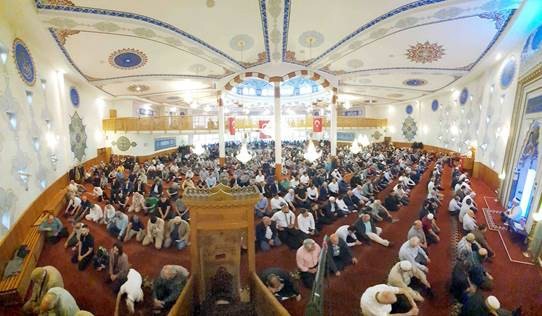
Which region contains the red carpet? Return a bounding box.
[1,163,541,315]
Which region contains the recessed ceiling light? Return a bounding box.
[495,53,502,61]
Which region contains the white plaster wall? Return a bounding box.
[366,42,528,175]
[0,8,107,237]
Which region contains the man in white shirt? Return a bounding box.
[360,284,418,316]
[270,195,287,211]
[335,225,361,247]
[336,196,352,215]
[448,196,461,216]
[328,178,339,196]
[459,198,475,223]
[299,173,310,186]
[463,210,478,232]
[284,189,296,211]
[271,203,304,249]
[399,237,430,273]
[297,209,315,236]
[85,204,103,223]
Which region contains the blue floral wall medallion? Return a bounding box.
[402,116,418,141]
[431,99,439,112]
[521,24,542,65]
[403,78,427,87]
[405,104,414,114]
[69,87,80,107]
[459,88,469,105]
[12,38,36,86]
[109,48,147,70]
[500,58,516,89]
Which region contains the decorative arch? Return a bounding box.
[222,70,334,92]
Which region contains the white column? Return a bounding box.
[217,91,226,165]
[330,88,338,156]
[273,82,282,171]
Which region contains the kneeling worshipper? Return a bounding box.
[457,233,479,262]
[118,268,144,314]
[387,261,432,303]
[23,266,64,315]
[84,203,103,223]
[71,224,94,271]
[296,239,321,288]
[255,216,281,251]
[297,208,316,236]
[164,216,190,250]
[468,248,494,291]
[399,237,430,273]
[360,283,419,316]
[39,287,79,316]
[326,234,358,276]
[271,202,305,249]
[142,215,165,249]
[107,210,129,240]
[335,225,362,247]
[107,241,130,293]
[38,214,67,244]
[124,214,146,243]
[152,265,190,314]
[259,267,301,301]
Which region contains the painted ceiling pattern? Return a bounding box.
[33,0,523,109]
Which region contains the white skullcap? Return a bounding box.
[486,296,500,310]
[427,213,434,220]
[329,197,336,202]
[399,260,412,271]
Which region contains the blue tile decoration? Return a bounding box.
[521,23,542,65]
[459,88,469,105]
[109,48,147,70]
[337,132,355,142]
[526,95,542,114]
[406,104,414,114]
[12,38,36,86]
[69,86,79,107]
[500,57,516,89]
[155,137,176,151]
[404,78,427,86]
[402,116,417,141]
[431,99,439,111]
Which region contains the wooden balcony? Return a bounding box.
[102,115,387,132]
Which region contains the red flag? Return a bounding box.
[227,117,235,135]
[259,120,271,139]
[313,117,323,132]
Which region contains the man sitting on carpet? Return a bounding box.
[353,214,392,247]
[259,267,301,301]
[296,239,321,288]
[326,234,358,276]
[360,283,419,316]
[387,260,432,302]
[399,237,430,273]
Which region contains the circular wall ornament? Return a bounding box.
[109,49,147,70]
[69,87,80,107]
[500,57,516,89]
[405,104,414,114]
[127,84,150,93]
[459,88,469,105]
[13,38,36,86]
[112,136,137,152]
[431,99,439,111]
[230,34,254,51]
[403,78,427,86]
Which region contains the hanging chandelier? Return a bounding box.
[350,138,361,154]
[304,141,321,162]
[236,136,252,164]
[358,134,371,147]
[193,143,205,156]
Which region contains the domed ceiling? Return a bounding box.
[35,0,522,108]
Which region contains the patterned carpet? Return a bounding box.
[482,208,508,231]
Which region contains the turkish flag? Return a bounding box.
[313,117,323,132]
[259,120,271,139]
[227,117,235,135]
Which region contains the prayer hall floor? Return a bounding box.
[1,163,541,315]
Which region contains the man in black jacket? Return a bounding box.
[259,267,301,301]
[353,214,392,247]
[326,234,357,275]
[255,217,281,251]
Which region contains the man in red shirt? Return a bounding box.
[421,213,440,244]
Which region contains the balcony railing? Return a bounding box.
[102,115,387,132]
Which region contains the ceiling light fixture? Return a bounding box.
[193,143,205,156]
[236,134,252,164]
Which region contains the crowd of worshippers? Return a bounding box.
[448,169,521,316]
[21,263,188,316]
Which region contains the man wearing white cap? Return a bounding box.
[501,197,522,225]
[422,213,440,244]
[463,210,479,233]
[486,295,515,316]
[387,261,431,302]
[360,283,418,316]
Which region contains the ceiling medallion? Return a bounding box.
[403,79,427,87]
[230,34,254,51]
[405,41,445,64]
[405,104,414,114]
[299,31,324,48]
[69,87,80,107]
[109,48,148,70]
[127,84,150,93]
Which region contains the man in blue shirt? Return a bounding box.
[38,214,65,244]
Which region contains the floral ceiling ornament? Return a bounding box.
[405,41,445,64]
[108,48,148,70]
[69,111,88,162]
[53,29,80,45]
[13,38,36,86]
[402,116,418,141]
